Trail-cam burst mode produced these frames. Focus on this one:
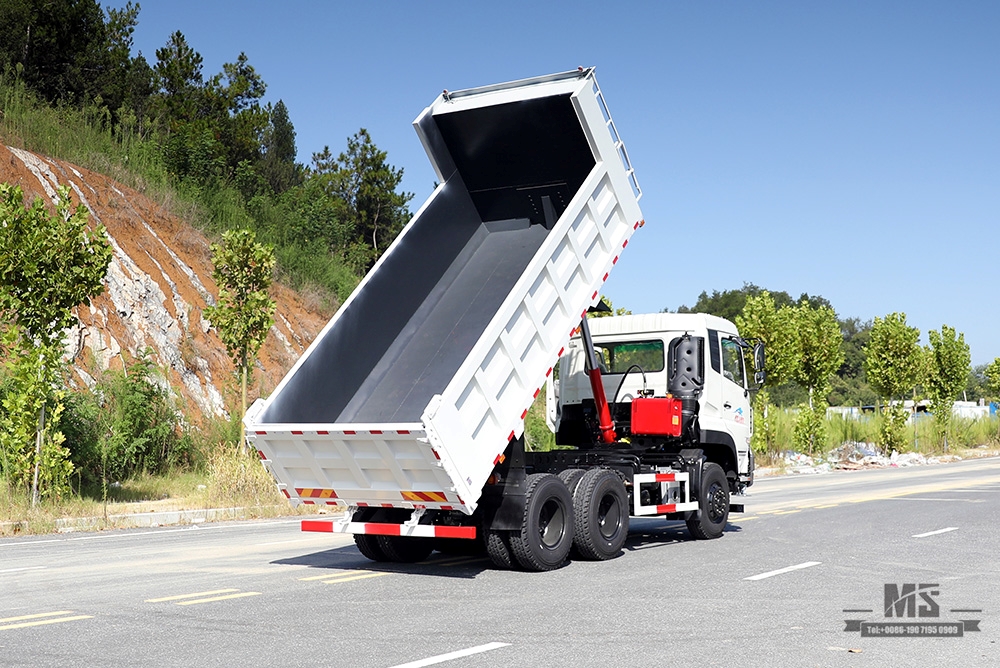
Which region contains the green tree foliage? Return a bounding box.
[926,325,971,450]
[0,183,112,503]
[672,283,831,322]
[986,358,1000,400]
[60,353,189,486]
[790,301,843,452]
[258,100,301,195]
[736,291,801,455]
[864,313,922,451]
[310,129,413,271]
[204,229,276,422]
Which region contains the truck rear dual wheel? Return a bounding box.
[685,462,730,540]
[354,534,389,562]
[486,530,516,569]
[572,468,629,560]
[509,473,574,571]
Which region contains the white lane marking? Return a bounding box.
[387,642,511,668]
[912,527,959,538]
[0,566,47,574]
[745,561,822,581]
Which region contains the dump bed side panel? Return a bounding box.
[424,76,644,508]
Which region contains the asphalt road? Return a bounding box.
[1,457,998,667]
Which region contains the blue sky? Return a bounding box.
[126,1,999,365]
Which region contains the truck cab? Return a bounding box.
[551,313,757,493]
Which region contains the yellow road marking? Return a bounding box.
[815,503,839,509]
[736,516,759,521]
[0,615,92,631]
[299,570,366,581]
[176,592,261,606]
[0,611,74,624]
[322,572,391,585]
[775,509,802,515]
[146,589,238,603]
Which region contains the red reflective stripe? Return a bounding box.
[344,430,356,435]
[317,430,329,435]
[398,430,410,435]
[613,256,619,264]
[581,310,587,319]
[654,473,676,482]
[592,291,598,300]
[623,239,628,248]
[520,409,528,420]
[364,523,401,536]
[371,430,383,435]
[281,489,290,498]
[257,450,266,460]
[380,503,393,508]
[546,367,552,377]
[558,348,564,357]
[255,431,267,435]
[656,504,676,513]
[440,505,453,511]
[634,221,640,230]
[431,448,441,460]
[357,502,369,507]
[508,431,515,442]
[292,431,303,435]
[303,500,315,505]
[533,388,540,399]
[435,526,477,540]
[301,520,333,533]
[494,453,503,466]
[603,272,609,282]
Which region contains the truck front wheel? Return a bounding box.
[509,473,574,571]
[685,462,730,540]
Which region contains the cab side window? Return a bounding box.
[720,338,746,388]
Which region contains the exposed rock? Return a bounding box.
[0,144,329,421]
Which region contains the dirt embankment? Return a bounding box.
[0,144,329,420]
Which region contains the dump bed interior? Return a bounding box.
[260,95,595,425]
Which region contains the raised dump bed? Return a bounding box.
[246,68,644,515]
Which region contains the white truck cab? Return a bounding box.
[551,313,759,492]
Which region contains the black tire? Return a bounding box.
[486,530,516,570]
[509,473,574,571]
[685,462,730,540]
[354,534,388,561]
[377,535,434,563]
[572,468,629,560]
[558,468,587,496]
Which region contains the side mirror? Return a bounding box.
[753,342,766,387]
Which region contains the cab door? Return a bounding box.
[719,337,752,453]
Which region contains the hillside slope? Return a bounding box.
[1,144,329,419]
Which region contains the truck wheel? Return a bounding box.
[377,535,434,563]
[572,468,629,560]
[354,534,389,562]
[558,468,587,496]
[486,530,515,570]
[509,473,574,571]
[685,462,730,540]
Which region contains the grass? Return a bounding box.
[0,446,314,537]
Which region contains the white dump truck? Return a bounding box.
[245,68,764,571]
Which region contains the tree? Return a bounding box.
[311,129,413,271]
[926,325,971,450]
[986,358,1000,401]
[259,100,301,195]
[864,313,922,452]
[736,291,801,455]
[588,295,631,318]
[0,184,112,504]
[204,229,276,431]
[790,301,844,452]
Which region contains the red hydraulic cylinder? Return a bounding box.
[579,317,617,443]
